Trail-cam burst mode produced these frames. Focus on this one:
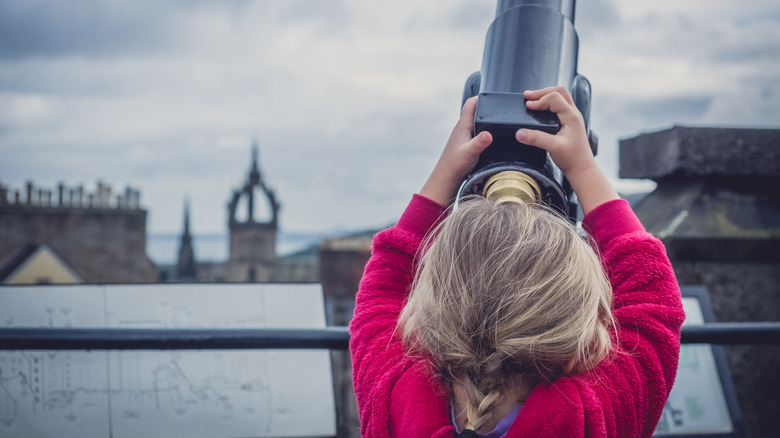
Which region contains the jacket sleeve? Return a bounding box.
[349,195,449,438]
[580,199,686,437]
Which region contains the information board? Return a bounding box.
[0,284,336,438]
[653,286,743,437]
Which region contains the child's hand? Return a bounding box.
[517,87,619,215]
[420,96,493,205]
[516,87,596,179]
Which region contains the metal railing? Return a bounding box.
[1,323,779,350]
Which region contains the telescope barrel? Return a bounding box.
[457,0,591,221]
[477,2,579,139]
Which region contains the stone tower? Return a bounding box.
[176,198,197,281]
[226,144,280,282]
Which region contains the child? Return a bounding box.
[349,87,684,437]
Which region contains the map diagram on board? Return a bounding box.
[0,284,336,438]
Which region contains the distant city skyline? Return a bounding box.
[2,0,779,234]
[147,230,331,266]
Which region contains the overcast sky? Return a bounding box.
[1,0,779,236]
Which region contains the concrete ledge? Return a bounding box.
[619,126,780,180]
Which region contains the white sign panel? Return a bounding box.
[0,284,336,438]
[654,297,733,435]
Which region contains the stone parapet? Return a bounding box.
[619,124,780,436]
[619,126,780,180]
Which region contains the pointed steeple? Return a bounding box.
[229,142,280,226]
[183,198,191,236]
[249,140,261,186]
[176,198,197,281]
[226,142,281,273]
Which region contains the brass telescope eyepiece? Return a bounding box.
[482,170,541,205]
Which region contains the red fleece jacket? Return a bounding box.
[349,195,684,437]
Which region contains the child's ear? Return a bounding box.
[563,357,577,375]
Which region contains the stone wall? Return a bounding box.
[229,222,277,264]
[620,126,780,437]
[0,181,157,283]
[319,232,374,438]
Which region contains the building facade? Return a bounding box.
[0,181,156,284]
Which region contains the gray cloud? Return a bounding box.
[710,21,780,64]
[450,0,496,30]
[1,0,779,235]
[597,10,780,67]
[575,0,621,37]
[623,96,713,125]
[0,1,183,59]
[278,0,352,30]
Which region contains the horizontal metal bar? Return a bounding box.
[680,322,780,345]
[0,327,351,350]
[0,323,778,351]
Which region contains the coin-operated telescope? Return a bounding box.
[457,0,597,222]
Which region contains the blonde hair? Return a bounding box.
[397,196,614,432]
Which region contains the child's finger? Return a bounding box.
[454,96,479,136]
[515,128,557,152]
[461,96,479,117]
[467,130,493,154]
[525,92,581,126]
[524,87,574,106]
[459,96,479,125]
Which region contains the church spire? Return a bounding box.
[176,197,197,281]
[183,198,191,236]
[249,140,261,186]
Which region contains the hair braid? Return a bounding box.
[459,350,508,432]
[461,377,503,432]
